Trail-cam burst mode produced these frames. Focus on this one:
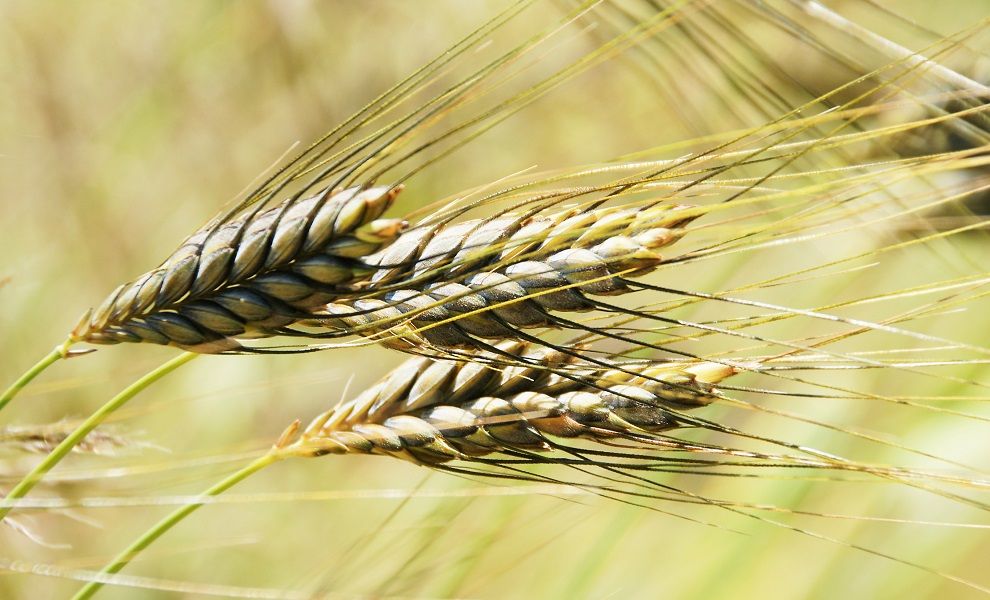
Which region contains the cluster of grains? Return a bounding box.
[72,186,404,352]
[320,202,697,349]
[287,341,735,465]
[69,185,700,356]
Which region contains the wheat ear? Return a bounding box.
[71,186,404,353]
[320,201,696,349]
[290,344,733,465]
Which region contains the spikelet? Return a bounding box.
[72,186,404,352]
[320,201,696,350]
[285,341,736,465]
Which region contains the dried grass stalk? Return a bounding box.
[72,186,404,352]
[0,423,131,456]
[321,201,697,349]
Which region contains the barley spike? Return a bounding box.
[72,185,405,352]
[319,201,697,349]
[289,341,735,465]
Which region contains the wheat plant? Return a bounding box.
[2,1,989,598]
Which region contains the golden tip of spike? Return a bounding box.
[685,362,738,384]
[275,419,302,449]
[69,309,94,341]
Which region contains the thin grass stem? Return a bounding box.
[72,451,281,600]
[0,339,74,414]
[0,351,198,522]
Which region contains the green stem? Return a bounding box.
[72,451,281,600]
[0,351,198,521]
[0,339,74,413]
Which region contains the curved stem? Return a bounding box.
[72,451,282,600]
[0,339,74,414]
[0,351,198,522]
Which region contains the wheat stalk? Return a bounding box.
[4,1,990,597]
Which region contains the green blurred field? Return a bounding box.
[2,1,989,598]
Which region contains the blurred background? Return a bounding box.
[2,1,989,598]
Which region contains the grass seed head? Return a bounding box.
[72,186,403,352]
[289,341,736,465]
[320,201,697,351]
